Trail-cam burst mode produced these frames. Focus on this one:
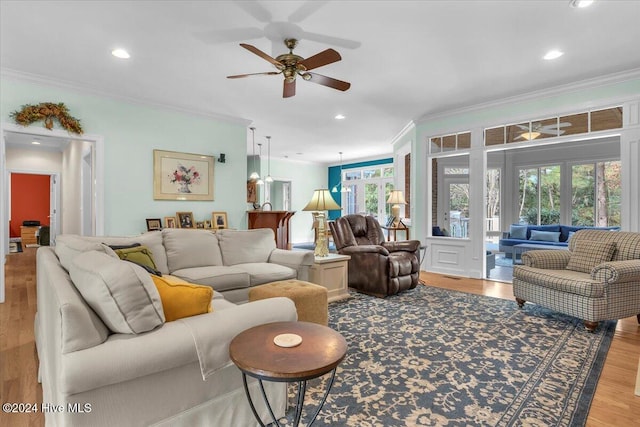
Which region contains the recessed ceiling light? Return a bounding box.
[569,0,594,8]
[111,48,130,59]
[31,141,41,145]
[335,114,346,120]
[543,50,564,60]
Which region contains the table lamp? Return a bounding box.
[386,190,406,227]
[302,189,340,257]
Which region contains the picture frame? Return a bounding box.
[196,221,205,229]
[164,216,177,228]
[247,180,257,203]
[154,149,214,201]
[146,218,162,231]
[204,220,212,229]
[176,212,195,229]
[212,212,228,230]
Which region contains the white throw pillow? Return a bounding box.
[69,251,165,334]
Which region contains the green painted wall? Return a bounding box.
[1,77,248,235]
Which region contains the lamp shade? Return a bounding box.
[302,189,341,211]
[387,190,406,205]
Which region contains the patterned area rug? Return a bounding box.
[282,285,616,426]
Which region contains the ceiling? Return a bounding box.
[2,1,640,164]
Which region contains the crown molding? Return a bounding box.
[390,120,416,146]
[416,68,640,124]
[1,67,252,127]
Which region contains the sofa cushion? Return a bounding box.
[566,240,616,273]
[526,224,560,239]
[233,263,297,286]
[55,235,110,271]
[150,275,213,321]
[509,224,528,239]
[163,228,223,272]
[113,245,158,270]
[69,251,165,334]
[171,266,250,292]
[217,229,276,266]
[514,266,605,298]
[79,231,170,274]
[530,230,561,242]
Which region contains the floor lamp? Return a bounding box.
[302,189,340,257]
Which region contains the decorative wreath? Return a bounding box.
[10,102,83,135]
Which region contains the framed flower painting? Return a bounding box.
[153,149,214,200]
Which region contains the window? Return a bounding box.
[517,165,561,225]
[341,165,394,222]
[571,161,621,226]
[485,106,622,147]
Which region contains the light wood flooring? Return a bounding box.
[1,249,638,426]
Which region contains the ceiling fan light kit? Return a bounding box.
[228,38,351,98]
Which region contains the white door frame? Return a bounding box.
[0,122,104,303]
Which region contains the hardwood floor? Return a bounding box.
[1,250,638,426]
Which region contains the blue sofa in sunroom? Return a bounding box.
[498,224,620,258]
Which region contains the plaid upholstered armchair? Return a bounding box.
[513,229,640,331]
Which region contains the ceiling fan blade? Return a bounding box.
[240,43,283,67]
[306,72,351,91]
[227,71,281,79]
[298,49,341,71]
[288,1,328,23]
[236,1,272,23]
[283,79,296,98]
[194,28,263,45]
[300,30,362,49]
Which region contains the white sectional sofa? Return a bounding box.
[35,228,314,426]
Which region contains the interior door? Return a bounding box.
[0,131,6,302]
[49,174,58,244]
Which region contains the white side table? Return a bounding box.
[308,253,351,302]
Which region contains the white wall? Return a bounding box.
[61,140,84,234]
[6,146,62,172]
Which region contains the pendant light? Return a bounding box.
[265,136,273,183]
[332,152,351,193]
[256,143,264,185]
[248,127,260,180]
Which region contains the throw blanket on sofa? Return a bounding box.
[179,297,297,380]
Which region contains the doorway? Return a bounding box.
[0,123,104,303]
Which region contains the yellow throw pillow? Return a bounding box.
[150,275,213,321]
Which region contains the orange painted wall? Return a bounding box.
[10,173,50,238]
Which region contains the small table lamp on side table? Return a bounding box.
[387,190,406,228]
[302,189,341,257]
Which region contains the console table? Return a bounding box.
[247,210,295,249]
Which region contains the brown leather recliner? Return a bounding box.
[329,215,421,297]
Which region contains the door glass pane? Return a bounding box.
[571,164,595,225]
[345,171,360,180]
[572,161,621,226]
[486,169,500,239]
[343,184,358,215]
[539,165,560,224]
[365,183,379,217]
[384,182,394,223]
[382,167,394,177]
[518,168,538,224]
[449,183,469,238]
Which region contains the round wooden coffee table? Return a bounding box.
[229,321,347,427]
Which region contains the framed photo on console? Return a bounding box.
[212,212,228,230]
[164,216,177,228]
[177,212,195,229]
[153,149,214,201]
[146,218,162,231]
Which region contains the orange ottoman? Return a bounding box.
[249,280,328,325]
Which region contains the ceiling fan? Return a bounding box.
[515,121,572,140]
[227,38,351,98]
